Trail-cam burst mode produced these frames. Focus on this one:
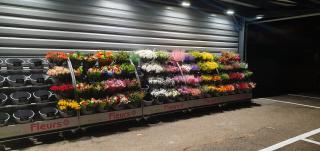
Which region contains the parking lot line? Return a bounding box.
[258,98,320,109]
[259,128,320,151]
[302,138,320,145]
[288,94,320,100]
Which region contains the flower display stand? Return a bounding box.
[0,50,254,146]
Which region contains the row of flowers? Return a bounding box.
[46,51,132,66]
[76,79,139,93]
[200,71,253,82]
[201,82,256,94]
[57,91,145,114]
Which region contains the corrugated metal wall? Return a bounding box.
[0,0,239,55]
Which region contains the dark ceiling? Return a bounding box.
[146,0,320,20]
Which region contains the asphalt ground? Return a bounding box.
[1,94,319,151]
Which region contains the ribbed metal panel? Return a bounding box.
[0,0,239,55]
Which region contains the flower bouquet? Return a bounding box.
[165,89,180,103]
[90,82,104,98]
[50,84,74,98]
[46,51,68,66]
[74,66,84,80]
[185,75,201,86]
[80,98,98,114]
[97,98,111,112]
[150,89,167,104]
[83,53,97,69]
[95,51,113,66]
[141,63,164,74]
[240,62,248,70]
[129,53,140,66]
[110,94,129,110]
[244,70,253,79]
[177,87,191,101]
[120,63,136,77]
[201,52,215,61]
[68,51,84,68]
[165,65,179,74]
[87,67,101,82]
[201,75,213,84]
[155,50,170,62]
[135,49,156,62]
[114,51,130,63]
[57,99,80,117]
[220,73,230,84]
[172,76,185,85]
[76,82,91,98]
[184,54,195,63]
[103,79,126,92]
[127,91,145,108]
[218,51,241,63]
[198,61,219,73]
[181,64,192,73]
[190,51,202,62]
[47,66,71,82]
[148,77,164,87]
[124,79,139,90]
[201,85,213,98]
[170,50,185,62]
[190,64,200,73]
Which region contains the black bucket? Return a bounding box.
[0,112,10,126]
[5,58,24,70]
[13,109,35,124]
[10,91,32,105]
[0,75,5,87]
[0,93,8,106]
[39,107,58,120]
[29,74,48,85]
[7,75,27,87]
[28,58,44,69]
[33,90,52,103]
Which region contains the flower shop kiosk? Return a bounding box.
[0,0,253,147]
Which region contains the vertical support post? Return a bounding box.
[238,17,246,61]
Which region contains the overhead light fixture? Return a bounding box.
[256,15,264,19]
[181,1,191,7]
[226,10,235,15]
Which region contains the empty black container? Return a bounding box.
[13,109,35,124]
[5,58,24,70]
[7,75,27,87]
[29,74,48,85]
[10,91,32,105]
[33,90,53,103]
[0,93,8,106]
[27,58,44,69]
[0,75,5,87]
[39,107,58,120]
[0,112,10,126]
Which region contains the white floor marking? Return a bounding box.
[259,128,320,151]
[288,94,320,100]
[258,98,320,109]
[302,138,320,145]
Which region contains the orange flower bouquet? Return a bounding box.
[46,51,68,65]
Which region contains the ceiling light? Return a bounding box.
[256,15,264,19]
[181,1,191,7]
[226,10,235,15]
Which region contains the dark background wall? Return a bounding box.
[0,0,238,55]
[247,15,320,97]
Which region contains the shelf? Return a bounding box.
[0,117,79,140]
[0,84,52,91]
[143,93,252,116]
[0,101,56,109]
